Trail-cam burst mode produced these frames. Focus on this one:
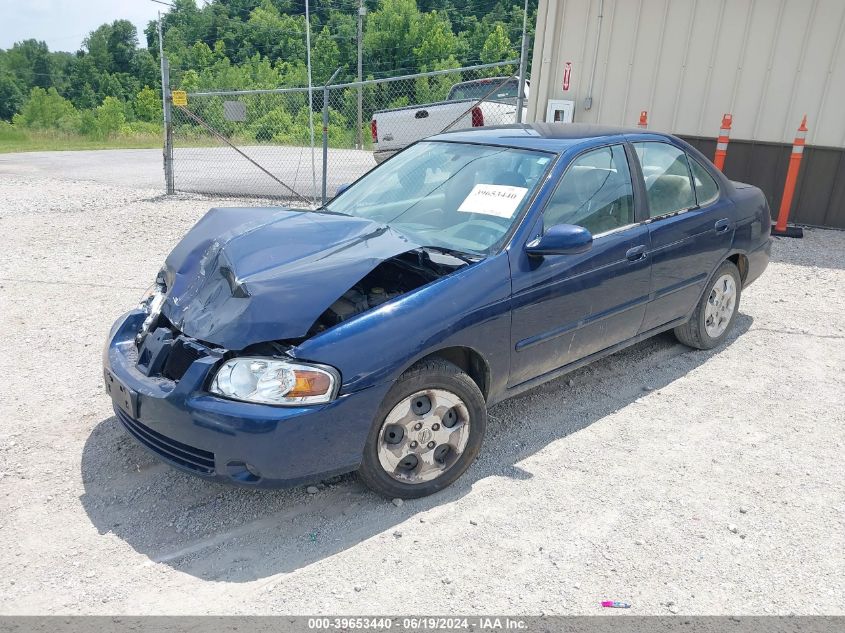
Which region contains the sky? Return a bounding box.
[0,0,165,51]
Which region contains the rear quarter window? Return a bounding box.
[688,157,720,206]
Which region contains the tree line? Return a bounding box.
[0,0,536,145]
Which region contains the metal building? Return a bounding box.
[527,0,845,228]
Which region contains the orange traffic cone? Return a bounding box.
[772,116,808,238]
[713,114,732,172]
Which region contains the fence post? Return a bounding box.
[158,13,175,195]
[515,0,529,123]
[356,0,366,149]
[161,59,175,195]
[772,115,808,238]
[322,67,343,206]
[713,113,732,172]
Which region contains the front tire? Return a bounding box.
[358,359,487,499]
[674,260,742,350]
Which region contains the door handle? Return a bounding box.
[415,110,429,119]
[715,218,731,234]
[625,245,648,261]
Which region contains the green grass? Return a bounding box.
[0,128,163,153]
[0,124,375,153]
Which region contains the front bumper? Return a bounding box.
[103,311,390,487]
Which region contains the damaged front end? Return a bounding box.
[135,271,167,346]
[128,206,471,399]
[309,249,470,335]
[153,207,471,350]
[103,204,486,486]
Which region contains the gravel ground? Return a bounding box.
[0,155,843,615]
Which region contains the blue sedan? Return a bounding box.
[103,124,772,498]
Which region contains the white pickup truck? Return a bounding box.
[371,78,528,163]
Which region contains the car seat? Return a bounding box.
[645,174,694,216]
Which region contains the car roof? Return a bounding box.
[428,123,668,153]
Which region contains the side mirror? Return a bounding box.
[335,183,351,196]
[525,224,593,257]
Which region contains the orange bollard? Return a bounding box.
[713,113,732,172]
[772,115,808,238]
[638,111,648,128]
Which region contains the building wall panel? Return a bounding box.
[805,0,845,145]
[528,0,845,228]
[652,0,695,130]
[755,0,816,142]
[602,0,645,125]
[531,0,845,146]
[730,0,783,141]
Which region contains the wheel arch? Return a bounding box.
[687,252,748,323]
[726,252,750,285]
[408,346,492,402]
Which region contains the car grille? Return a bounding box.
[162,337,207,381]
[116,409,216,474]
[136,326,212,382]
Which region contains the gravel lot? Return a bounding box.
[0,152,843,615]
[0,145,375,201]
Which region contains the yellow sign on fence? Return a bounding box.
[171,90,187,106]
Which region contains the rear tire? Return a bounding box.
[674,260,742,350]
[358,359,487,499]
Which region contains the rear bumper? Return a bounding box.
[744,238,772,287]
[103,311,390,488]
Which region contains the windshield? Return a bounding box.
[326,142,553,255]
[449,80,520,101]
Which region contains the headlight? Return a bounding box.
[136,282,166,344]
[209,357,339,406]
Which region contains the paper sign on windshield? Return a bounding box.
[458,184,528,218]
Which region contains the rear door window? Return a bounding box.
[633,142,696,218]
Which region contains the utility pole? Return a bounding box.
[356,0,366,149]
[515,0,530,123]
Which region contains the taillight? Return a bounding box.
[371,119,378,143]
[471,106,484,127]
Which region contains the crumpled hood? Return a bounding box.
[160,207,418,349]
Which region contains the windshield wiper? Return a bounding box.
[420,245,482,264]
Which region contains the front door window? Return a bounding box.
[543,144,635,236]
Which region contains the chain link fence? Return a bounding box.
[168,60,520,205]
